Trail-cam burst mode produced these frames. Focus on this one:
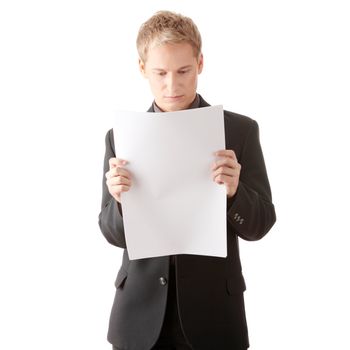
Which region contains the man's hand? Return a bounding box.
[211,149,241,198]
[105,157,132,203]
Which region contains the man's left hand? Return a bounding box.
[211,149,241,198]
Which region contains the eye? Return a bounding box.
[158,72,166,76]
[179,70,188,74]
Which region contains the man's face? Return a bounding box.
[139,42,203,112]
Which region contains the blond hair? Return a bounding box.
[136,10,202,62]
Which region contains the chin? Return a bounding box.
[167,105,183,112]
[162,100,189,112]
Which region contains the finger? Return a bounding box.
[212,168,241,179]
[212,164,241,182]
[110,184,131,196]
[211,158,236,171]
[109,166,131,179]
[108,176,132,187]
[109,157,128,169]
[214,149,237,161]
[213,173,236,185]
[212,166,237,179]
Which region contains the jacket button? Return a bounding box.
[159,277,167,286]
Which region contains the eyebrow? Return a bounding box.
[151,65,192,72]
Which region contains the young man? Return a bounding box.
[98,11,276,350]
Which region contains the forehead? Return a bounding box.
[146,41,197,67]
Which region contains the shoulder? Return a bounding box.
[223,109,258,135]
[198,94,258,132]
[104,128,116,153]
[104,128,114,144]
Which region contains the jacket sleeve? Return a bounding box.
[98,129,127,248]
[227,119,276,241]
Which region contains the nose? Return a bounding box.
[165,73,179,94]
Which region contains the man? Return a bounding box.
[98,10,276,350]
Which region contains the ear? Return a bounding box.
[139,58,147,78]
[197,53,204,74]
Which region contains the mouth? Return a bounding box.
[164,95,184,100]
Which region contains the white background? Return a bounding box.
[1,0,349,349]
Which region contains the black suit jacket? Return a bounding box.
[98,95,276,350]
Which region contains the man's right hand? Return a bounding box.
[105,157,132,203]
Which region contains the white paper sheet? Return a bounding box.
[113,105,227,260]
